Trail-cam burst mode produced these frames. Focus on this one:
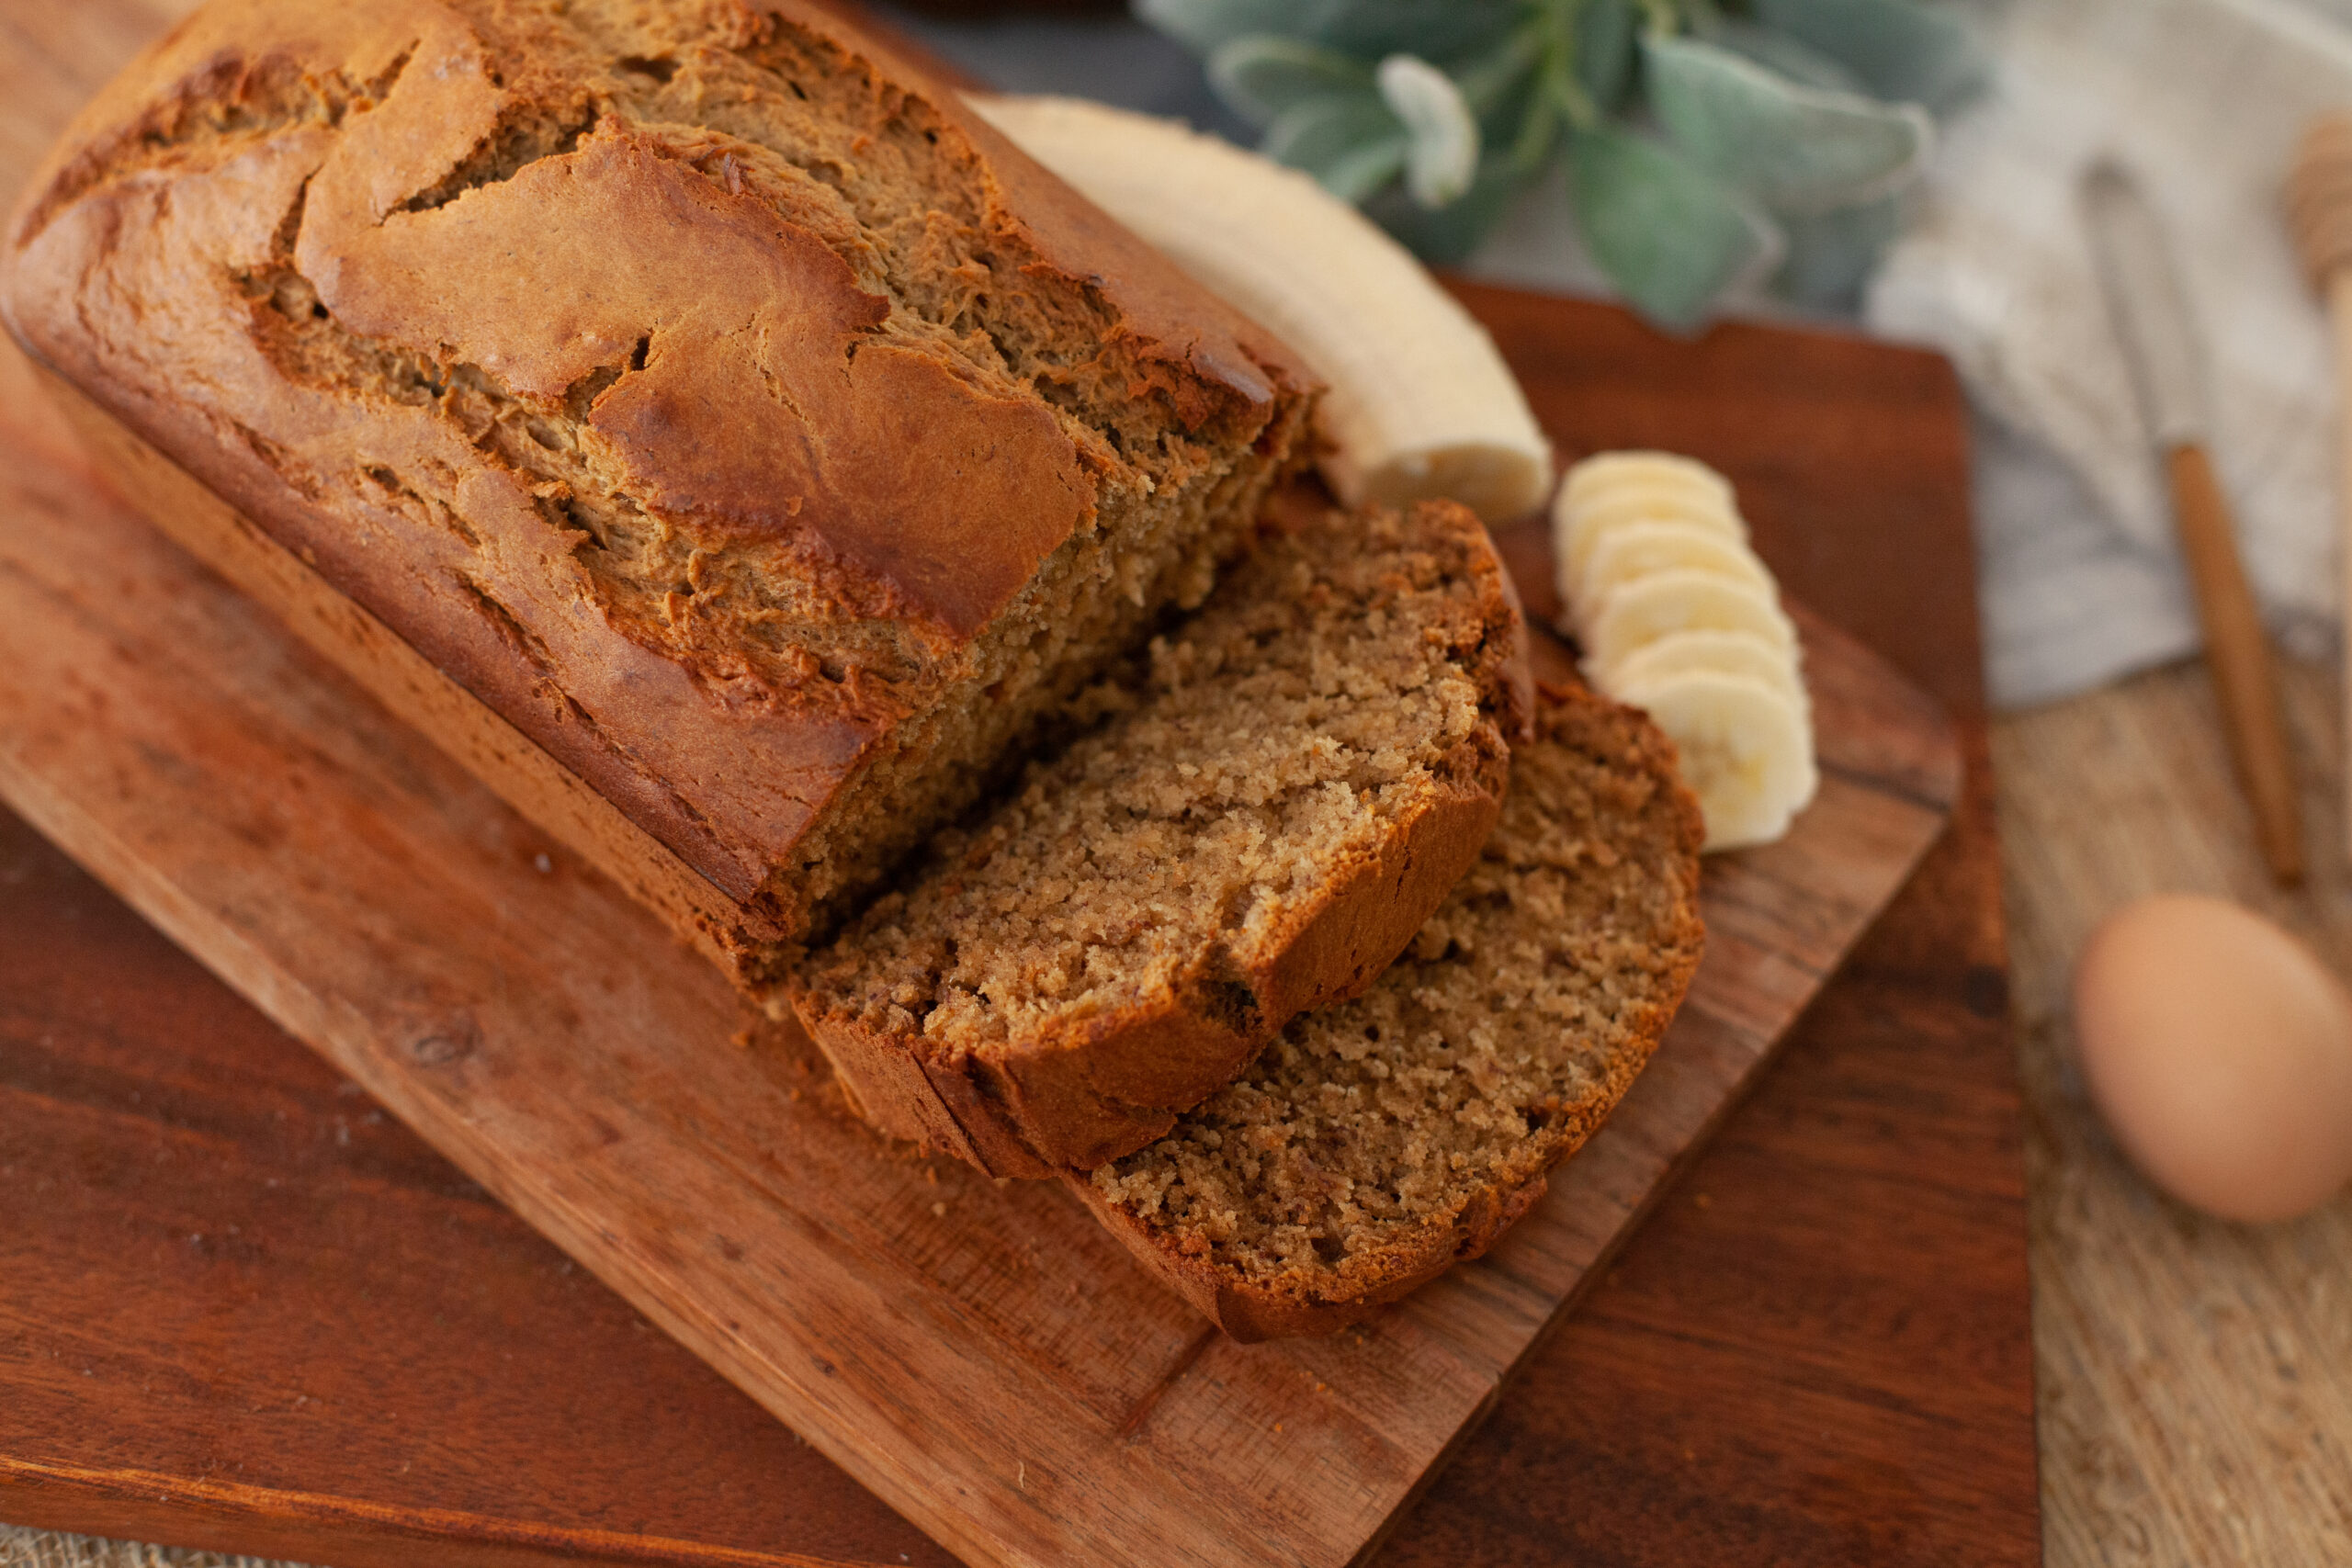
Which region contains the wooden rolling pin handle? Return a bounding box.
[2166,443,2304,884]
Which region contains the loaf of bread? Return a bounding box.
[1077,685,1705,1339]
[790,500,1532,1176]
[1,0,1313,973]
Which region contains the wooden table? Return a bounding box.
[1998,655,2352,1568]
[0,0,2041,1562]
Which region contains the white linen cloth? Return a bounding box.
[1865,0,2352,706]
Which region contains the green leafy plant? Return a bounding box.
[1136,0,1987,329]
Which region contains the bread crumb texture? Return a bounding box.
[8,0,1310,943]
[1093,689,1704,1307]
[798,502,1516,1059]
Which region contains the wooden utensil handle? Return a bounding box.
[2166,442,2304,883]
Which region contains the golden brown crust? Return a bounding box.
[1,0,1315,949]
[1065,1168,1554,1342]
[1072,684,1708,1340]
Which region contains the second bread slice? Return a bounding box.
[1076,685,1706,1339]
[789,501,1530,1176]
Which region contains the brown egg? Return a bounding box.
[2071,895,2352,1224]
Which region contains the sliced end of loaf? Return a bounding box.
[789,500,1531,1175]
[1078,684,1705,1340]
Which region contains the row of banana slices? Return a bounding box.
[1554,453,1818,852]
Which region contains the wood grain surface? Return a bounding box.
[1998,654,2352,1568]
[0,2,2041,1564]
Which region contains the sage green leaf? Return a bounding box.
[1378,54,1481,207]
[1701,16,1869,95]
[1574,0,1638,114]
[1137,0,1518,62]
[1368,157,1529,265]
[1208,36,1374,128]
[1570,124,1778,332]
[1754,0,1991,115]
[1774,192,1903,308]
[1263,91,1410,202]
[1643,35,1934,212]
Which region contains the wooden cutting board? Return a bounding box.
[0,299,2045,1568]
[0,297,1957,1568]
[0,6,2040,1567]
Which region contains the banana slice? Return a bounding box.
[1600,627,1809,712]
[970,94,1555,524]
[1581,570,1797,673]
[1560,450,1736,516]
[1570,520,1775,626]
[1555,484,1748,587]
[1613,669,1818,852]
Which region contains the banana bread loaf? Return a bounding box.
[2,0,1313,972]
[1077,684,1704,1339]
[790,500,1532,1177]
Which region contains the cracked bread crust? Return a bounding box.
[1075,684,1705,1340]
[789,501,1532,1178]
[1,0,1314,962]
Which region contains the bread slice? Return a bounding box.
[1076,685,1704,1340]
[789,501,1532,1178]
[2,0,1314,973]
